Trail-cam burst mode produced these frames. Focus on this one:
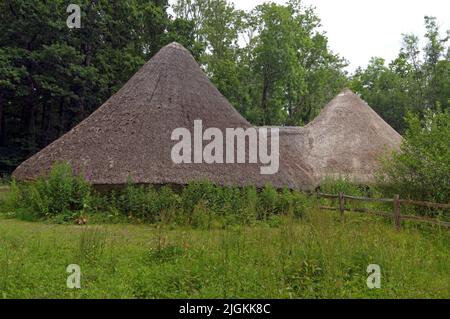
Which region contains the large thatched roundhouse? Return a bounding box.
[279,89,403,184]
[12,42,315,190]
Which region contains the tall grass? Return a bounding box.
[0,211,448,298]
[0,165,311,228]
[319,176,366,196]
[0,169,448,298]
[0,163,91,221]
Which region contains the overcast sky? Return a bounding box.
[232,0,450,72]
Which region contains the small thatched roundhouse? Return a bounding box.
[279,89,403,184]
[12,42,315,190]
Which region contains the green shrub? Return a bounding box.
[278,188,309,218]
[156,186,181,223]
[319,176,364,196]
[181,181,217,213]
[191,200,215,229]
[115,184,148,218]
[377,109,450,204]
[88,190,112,213]
[2,163,314,226]
[237,186,258,224]
[114,184,168,223]
[258,184,279,219]
[9,162,91,218]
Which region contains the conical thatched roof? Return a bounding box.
[280,89,403,184]
[13,42,314,190]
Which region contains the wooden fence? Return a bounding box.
[314,192,450,230]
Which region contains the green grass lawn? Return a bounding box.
[0,209,448,299]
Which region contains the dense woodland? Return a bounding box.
[0,0,449,175]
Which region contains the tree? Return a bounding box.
[248,0,347,125]
[173,0,348,126]
[350,16,450,134]
[172,0,251,115]
[350,57,412,133]
[423,16,450,111]
[0,0,200,174]
[377,109,450,204]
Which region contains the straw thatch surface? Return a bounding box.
[279,89,403,184]
[12,42,315,190]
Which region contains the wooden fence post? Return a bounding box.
[393,194,401,230]
[339,192,345,221]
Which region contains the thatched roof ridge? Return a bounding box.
[13,42,315,190]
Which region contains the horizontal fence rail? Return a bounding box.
[398,199,450,210]
[342,194,394,203]
[314,192,450,230]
